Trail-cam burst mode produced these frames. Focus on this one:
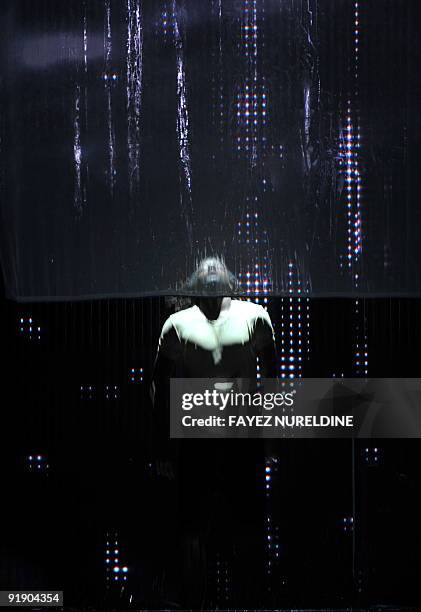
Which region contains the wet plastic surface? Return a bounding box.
[1,0,421,300]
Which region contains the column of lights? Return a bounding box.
[105,532,129,587]
[236,81,267,154]
[342,105,362,276]
[157,2,174,39]
[352,3,368,377]
[354,299,368,376]
[236,1,272,311]
[19,317,41,341]
[237,209,271,300]
[354,0,361,242]
[339,0,363,284]
[279,263,310,379]
[237,0,281,574]
[236,209,273,392]
[215,554,230,606]
[216,0,225,142]
[236,0,268,156]
[210,0,224,139]
[264,459,280,587]
[352,0,363,270]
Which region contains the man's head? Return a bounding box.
[186,257,237,320]
[186,257,237,295]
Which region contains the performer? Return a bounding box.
[151,257,276,464]
[150,257,277,607]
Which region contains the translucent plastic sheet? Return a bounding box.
[1,0,421,300]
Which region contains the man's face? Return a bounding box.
[196,259,230,291]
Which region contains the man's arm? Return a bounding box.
[151,320,180,408]
[252,307,277,378]
[150,318,181,478]
[252,307,279,460]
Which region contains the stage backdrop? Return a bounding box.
[1,0,421,300]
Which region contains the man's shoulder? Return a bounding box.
[230,300,273,329]
[231,299,268,316]
[162,305,199,334]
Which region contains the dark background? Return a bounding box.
[1,273,421,609]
